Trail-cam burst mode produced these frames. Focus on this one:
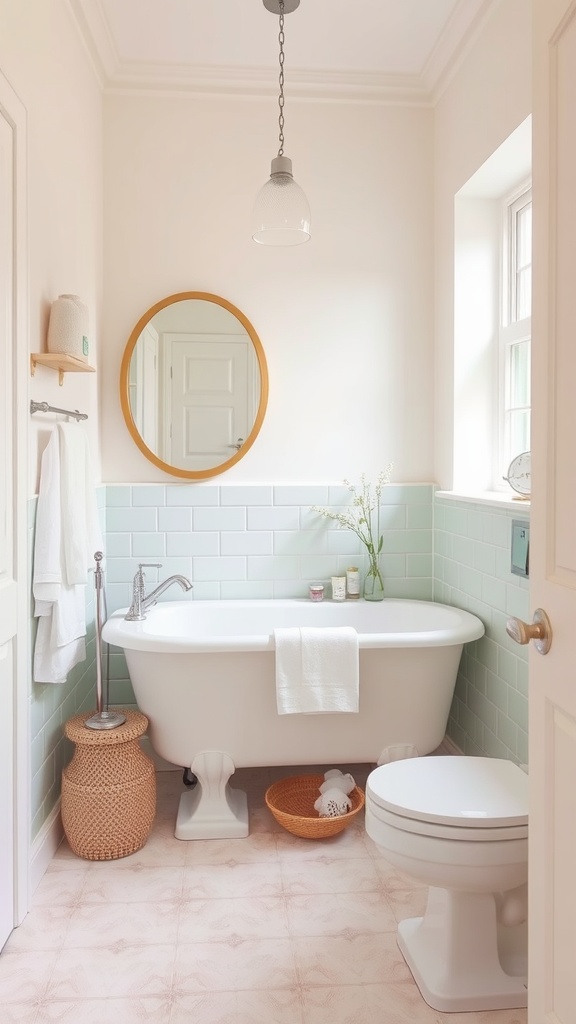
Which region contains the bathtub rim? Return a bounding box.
[102,597,485,655]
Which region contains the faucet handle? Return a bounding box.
[138,563,162,572]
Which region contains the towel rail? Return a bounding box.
[30,400,87,422]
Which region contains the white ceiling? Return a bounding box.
[70,0,496,101]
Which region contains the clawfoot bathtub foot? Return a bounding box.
[175,750,249,840]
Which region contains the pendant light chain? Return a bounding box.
[277,1,285,157]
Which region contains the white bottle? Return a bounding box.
[331,576,346,601]
[346,567,360,599]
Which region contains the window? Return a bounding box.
[500,187,531,481]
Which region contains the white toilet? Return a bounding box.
[365,756,528,1013]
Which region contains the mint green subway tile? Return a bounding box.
[191,582,220,600]
[132,533,166,558]
[167,533,218,556]
[107,507,157,532]
[493,512,517,549]
[476,636,499,674]
[516,658,529,696]
[378,505,407,529]
[407,504,433,529]
[463,595,492,626]
[380,554,407,578]
[195,555,246,581]
[153,556,193,579]
[273,580,310,599]
[444,505,469,537]
[275,530,327,556]
[494,546,513,581]
[406,554,432,578]
[194,506,246,531]
[297,555,337,580]
[385,530,431,555]
[486,670,509,712]
[245,555,298,581]
[303,508,340,531]
[222,581,274,599]
[508,687,528,734]
[326,531,363,557]
[106,486,131,507]
[132,485,166,506]
[497,711,518,755]
[248,506,299,530]
[104,583,131,615]
[517,729,529,766]
[327,485,352,505]
[167,485,220,506]
[481,575,507,612]
[382,484,432,505]
[274,485,329,506]
[107,652,129,681]
[470,659,488,695]
[473,542,497,576]
[468,687,497,733]
[109,679,136,705]
[222,532,273,556]
[384,578,433,600]
[458,565,483,599]
[452,534,475,567]
[505,583,530,620]
[497,646,518,686]
[158,507,192,532]
[221,486,273,506]
[466,510,485,541]
[458,705,483,747]
[482,727,511,760]
[105,532,131,557]
[443,560,460,589]
[105,558,139,584]
[434,530,453,558]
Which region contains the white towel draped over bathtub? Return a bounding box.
[33,423,102,684]
[274,626,359,714]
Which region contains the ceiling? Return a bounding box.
[70,0,496,102]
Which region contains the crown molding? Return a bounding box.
[67,0,501,107]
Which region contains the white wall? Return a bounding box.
[0,0,103,493]
[433,0,531,489]
[102,95,434,484]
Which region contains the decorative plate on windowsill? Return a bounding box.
[504,451,531,499]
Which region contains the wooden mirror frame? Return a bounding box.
[120,291,269,480]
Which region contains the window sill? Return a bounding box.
[435,490,530,512]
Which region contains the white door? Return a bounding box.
[0,71,28,948]
[164,334,250,470]
[528,1,576,1017]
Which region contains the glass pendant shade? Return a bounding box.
[252,156,311,246]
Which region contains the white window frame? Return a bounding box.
[498,184,532,486]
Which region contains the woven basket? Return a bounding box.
[265,774,365,839]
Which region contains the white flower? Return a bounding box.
[311,466,393,567]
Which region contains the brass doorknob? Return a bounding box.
[506,608,552,655]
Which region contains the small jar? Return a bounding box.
[331,576,346,601]
[346,567,360,599]
[309,584,324,602]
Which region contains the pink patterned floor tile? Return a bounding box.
[275,826,373,861]
[63,899,179,948]
[300,981,439,1024]
[172,937,298,993]
[183,831,278,866]
[285,890,397,937]
[4,906,72,953]
[169,988,304,1024]
[0,950,58,1004]
[177,895,290,943]
[35,996,172,1023]
[47,943,175,1001]
[80,864,184,905]
[280,856,381,896]
[293,931,412,988]
[181,860,283,899]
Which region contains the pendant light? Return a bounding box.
[252,0,311,246]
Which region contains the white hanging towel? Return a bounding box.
[33,424,102,683]
[274,625,359,714]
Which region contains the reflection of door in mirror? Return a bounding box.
[120,292,269,480]
[164,333,256,471]
[129,322,159,452]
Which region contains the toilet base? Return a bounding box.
[397,887,528,1012]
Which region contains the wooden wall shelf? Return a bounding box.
[30,353,96,386]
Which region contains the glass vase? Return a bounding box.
[363,555,384,601]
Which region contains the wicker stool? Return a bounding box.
[62,710,156,861]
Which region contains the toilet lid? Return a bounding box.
[367,756,528,828]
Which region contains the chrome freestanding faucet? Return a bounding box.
[125,563,193,620]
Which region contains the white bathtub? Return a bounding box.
[103,598,484,840]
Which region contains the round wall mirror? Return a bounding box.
[120,292,269,479]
